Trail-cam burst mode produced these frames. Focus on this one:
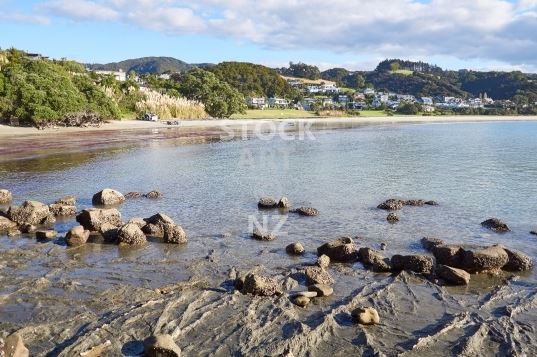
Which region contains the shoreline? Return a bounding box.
[1,115,537,137]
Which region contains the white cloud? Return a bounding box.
[19,0,537,69]
[0,12,50,24]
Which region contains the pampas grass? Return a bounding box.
[135,88,208,120]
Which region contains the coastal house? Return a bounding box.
[322,98,334,107]
[287,79,302,87]
[268,97,290,108]
[26,53,49,61]
[95,69,127,81]
[159,73,171,80]
[420,97,434,105]
[354,93,365,101]
[307,85,321,94]
[246,97,267,109]
[363,88,375,96]
[321,83,339,93]
[300,98,316,111]
[337,95,350,104]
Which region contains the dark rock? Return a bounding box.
[294,207,319,216]
[531,231,537,236]
[145,190,162,199]
[92,188,125,206]
[143,213,175,237]
[0,189,13,204]
[387,213,399,223]
[55,195,76,206]
[117,223,147,246]
[252,228,275,241]
[49,204,77,217]
[404,199,425,206]
[436,265,470,285]
[481,218,510,232]
[358,247,392,272]
[461,245,509,273]
[125,192,144,199]
[163,224,187,244]
[316,254,330,268]
[380,243,387,251]
[7,200,51,225]
[66,225,90,246]
[258,197,277,209]
[278,196,290,209]
[19,224,37,234]
[317,237,358,262]
[0,216,17,232]
[351,307,380,325]
[432,244,465,267]
[99,223,119,243]
[286,242,305,255]
[391,254,433,274]
[35,230,57,240]
[143,334,181,357]
[304,266,334,286]
[308,283,333,297]
[421,237,445,251]
[240,273,282,296]
[377,199,404,211]
[503,248,533,272]
[424,200,439,206]
[76,208,122,231]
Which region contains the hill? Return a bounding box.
[87,56,192,74]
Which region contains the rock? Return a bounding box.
[252,228,275,241]
[391,254,433,274]
[163,224,187,244]
[65,226,90,247]
[286,242,305,255]
[79,340,112,357]
[304,266,334,286]
[358,247,392,272]
[99,223,119,243]
[292,295,310,307]
[35,230,57,240]
[421,237,445,251]
[143,334,181,357]
[278,196,290,209]
[503,248,533,272]
[76,208,122,231]
[308,284,333,297]
[0,216,17,232]
[127,217,147,228]
[316,254,330,268]
[425,200,439,206]
[404,199,425,206]
[0,189,13,204]
[117,223,147,246]
[317,237,358,262]
[292,291,318,298]
[49,204,77,217]
[55,195,76,206]
[145,190,162,199]
[380,243,387,251]
[436,265,471,285]
[258,197,277,209]
[377,199,404,211]
[7,229,21,237]
[241,273,282,296]
[125,191,144,199]
[42,213,56,225]
[19,224,37,234]
[386,213,399,223]
[481,218,510,232]
[143,213,175,237]
[92,188,125,206]
[294,207,319,216]
[7,200,51,225]
[2,333,29,357]
[461,245,509,273]
[531,231,537,236]
[351,307,380,325]
[432,244,465,267]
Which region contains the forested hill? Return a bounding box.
[87,56,192,74]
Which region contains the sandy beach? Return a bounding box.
[1,115,537,137]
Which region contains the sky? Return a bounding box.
[1,0,537,72]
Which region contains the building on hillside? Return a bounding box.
[26,53,49,61]
[363,88,375,95]
[321,83,339,93]
[420,97,434,105]
[307,85,321,93]
[94,69,127,81]
[322,97,334,107]
[337,95,350,105]
[268,97,290,108]
[159,73,171,80]
[287,79,302,87]
[422,105,435,112]
[300,98,316,111]
[354,93,365,101]
[246,97,267,109]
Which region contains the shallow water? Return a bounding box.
[1,121,537,356]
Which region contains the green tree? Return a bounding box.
[390,61,401,72]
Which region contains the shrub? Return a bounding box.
[135,88,208,120]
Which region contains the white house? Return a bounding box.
[321,83,339,93]
[246,97,267,109]
[363,88,375,95]
[268,97,290,107]
[95,69,127,81]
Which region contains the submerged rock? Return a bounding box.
[143,213,175,237]
[404,199,425,206]
[351,307,380,325]
[503,248,533,272]
[0,216,17,232]
[2,333,29,357]
[421,237,445,251]
[145,190,162,199]
[117,223,147,246]
[286,242,305,255]
[65,226,90,247]
[386,213,399,223]
[308,284,333,297]
[99,223,119,243]
[358,247,392,272]
[436,265,470,285]
[461,245,509,273]
[125,192,144,199]
[76,208,122,231]
[377,199,404,211]
[317,237,358,262]
[278,196,290,209]
[258,197,278,209]
[424,200,439,206]
[163,224,187,244]
[35,230,57,240]
[241,273,282,296]
[292,295,310,307]
[0,189,13,204]
[92,188,125,206]
[432,244,465,267]
[391,254,433,274]
[293,207,319,216]
[481,218,510,232]
[49,203,77,217]
[252,228,276,241]
[19,224,37,234]
[304,266,334,286]
[7,200,52,225]
[55,195,76,206]
[380,243,387,251]
[531,230,537,236]
[143,334,181,357]
[316,254,330,268]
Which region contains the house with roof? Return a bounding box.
[268,97,290,108]
[246,97,267,109]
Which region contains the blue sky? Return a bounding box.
[1,0,537,72]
